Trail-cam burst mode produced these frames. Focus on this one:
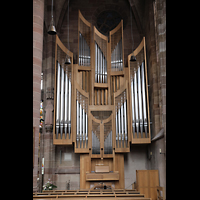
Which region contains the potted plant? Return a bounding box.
[43,179,57,190]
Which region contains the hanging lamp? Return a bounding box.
[130,55,136,61]
[65,0,71,65]
[48,0,56,35]
[129,5,136,62]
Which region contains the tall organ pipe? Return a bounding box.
[98,46,100,83]
[76,100,79,148]
[121,97,124,147]
[79,33,80,65]
[124,99,128,147]
[68,78,71,139]
[134,71,139,138]
[115,109,118,148]
[95,42,97,82]
[86,109,88,147]
[82,100,85,148]
[64,71,68,139]
[131,80,135,138]
[141,62,148,138]
[79,102,82,148]
[138,65,143,138]
[118,103,121,147]
[60,66,64,139]
[56,62,61,139]
[102,55,105,83]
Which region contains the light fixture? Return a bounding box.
[65,55,71,65]
[129,5,136,62]
[130,55,136,62]
[48,0,56,35]
[64,0,71,65]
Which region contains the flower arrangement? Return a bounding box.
[43,179,57,190]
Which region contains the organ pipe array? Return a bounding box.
[56,62,72,140]
[111,39,123,71]
[128,37,151,142]
[79,33,90,66]
[76,90,88,148]
[131,62,148,138]
[53,35,73,144]
[115,90,128,148]
[95,42,107,83]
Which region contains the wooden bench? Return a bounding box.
[33,189,152,200]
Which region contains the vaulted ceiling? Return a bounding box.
[44,0,146,35]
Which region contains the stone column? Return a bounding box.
[33,0,44,192]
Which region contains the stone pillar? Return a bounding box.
[41,7,56,187]
[33,0,44,192]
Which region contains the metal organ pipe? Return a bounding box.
[56,63,61,139]
[79,33,81,65]
[64,71,68,139]
[60,66,64,139]
[79,101,82,148]
[118,102,121,147]
[103,53,104,83]
[68,78,71,139]
[121,97,124,147]
[124,99,128,147]
[141,62,148,138]
[115,109,118,148]
[138,65,143,138]
[82,100,85,148]
[85,109,88,148]
[131,80,135,138]
[76,99,79,148]
[95,42,97,82]
[134,70,139,138]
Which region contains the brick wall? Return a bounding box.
[143,0,166,196]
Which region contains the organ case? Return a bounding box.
[53,35,73,145]
[53,10,151,188]
[128,37,151,143]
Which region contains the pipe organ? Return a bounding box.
[53,10,151,189]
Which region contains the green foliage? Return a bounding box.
[43,179,57,190]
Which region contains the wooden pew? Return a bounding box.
[33,189,152,200]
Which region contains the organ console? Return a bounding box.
[53,10,151,188]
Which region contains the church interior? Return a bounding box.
[33,0,166,199]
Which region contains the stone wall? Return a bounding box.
[33,0,44,192]
[34,0,166,193]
